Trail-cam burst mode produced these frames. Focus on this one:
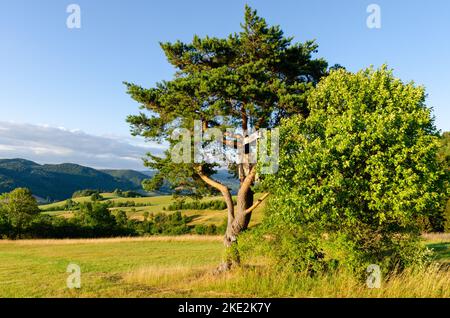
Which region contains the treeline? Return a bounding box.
[163,199,235,211]
[0,188,225,239]
[72,189,144,199]
[42,198,153,212]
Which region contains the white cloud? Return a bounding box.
[0,145,14,151]
[0,121,165,170]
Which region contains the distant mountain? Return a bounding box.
[0,159,153,201]
[137,169,239,194]
[101,169,155,188]
[0,159,240,202]
[212,170,240,194]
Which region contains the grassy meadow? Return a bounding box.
[0,233,449,298]
[0,194,447,298]
[39,193,266,227]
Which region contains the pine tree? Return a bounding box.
[125,6,328,270]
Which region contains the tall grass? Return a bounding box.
[121,261,450,298]
[1,236,448,297]
[0,235,222,246]
[422,232,450,243]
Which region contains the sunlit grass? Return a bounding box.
[39,194,266,226]
[0,235,448,298]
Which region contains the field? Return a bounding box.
[1,195,448,298]
[0,234,449,298]
[39,193,266,226]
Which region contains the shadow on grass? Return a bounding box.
[427,242,450,262]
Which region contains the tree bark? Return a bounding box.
[219,165,265,271]
[198,167,268,273]
[196,115,269,272]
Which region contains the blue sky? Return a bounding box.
[0,0,449,169]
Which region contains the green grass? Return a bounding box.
[39,193,174,210]
[428,243,450,263]
[0,235,449,298]
[422,233,450,264]
[0,236,223,297]
[39,194,266,226]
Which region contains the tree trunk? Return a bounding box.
[217,190,255,273]
[196,119,268,273]
[197,164,268,273]
[219,164,256,272]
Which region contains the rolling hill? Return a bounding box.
[0,159,152,201]
[0,159,240,202]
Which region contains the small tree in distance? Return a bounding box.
[0,188,40,237]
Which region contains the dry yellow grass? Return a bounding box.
[118,261,450,298]
[422,232,450,243]
[0,235,222,246]
[0,235,448,297]
[123,265,211,287]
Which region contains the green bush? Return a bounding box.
[0,189,231,239]
[0,188,40,237]
[439,132,450,232]
[43,199,80,212]
[113,189,143,198]
[258,67,447,274]
[0,211,13,239]
[72,189,101,198]
[194,224,220,235]
[90,193,103,202]
[135,211,193,236]
[166,199,229,211]
[444,199,450,232]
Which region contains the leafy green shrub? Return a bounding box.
[90,193,103,202]
[241,223,329,273]
[166,199,229,211]
[194,224,220,235]
[26,214,88,238]
[135,211,193,236]
[258,67,447,274]
[0,188,40,237]
[43,199,80,212]
[0,189,230,239]
[444,199,450,232]
[72,189,101,198]
[74,202,116,228]
[0,210,13,239]
[114,210,128,227]
[438,132,450,232]
[113,189,143,198]
[122,191,144,198]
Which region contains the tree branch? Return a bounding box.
[196,167,227,192]
[195,166,235,221]
[245,193,269,214]
[238,165,257,195]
